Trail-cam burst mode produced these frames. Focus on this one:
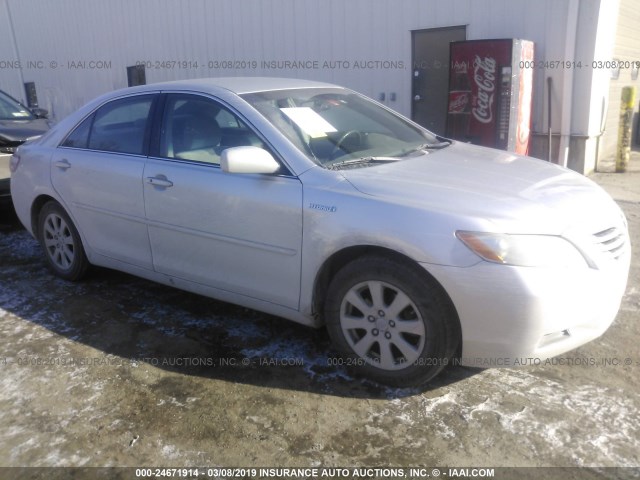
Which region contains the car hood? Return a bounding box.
[0,118,50,143]
[339,142,621,234]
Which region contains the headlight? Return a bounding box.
[9,152,21,173]
[0,145,17,154]
[456,231,589,268]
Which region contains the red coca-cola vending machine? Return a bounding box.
[446,39,534,155]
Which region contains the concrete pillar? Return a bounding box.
[616,87,637,172]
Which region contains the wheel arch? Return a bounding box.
[33,196,90,281]
[313,245,462,342]
[30,194,59,239]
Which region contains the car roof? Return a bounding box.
[128,77,342,96]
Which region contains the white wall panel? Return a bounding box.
[0,0,608,148]
[0,0,26,100]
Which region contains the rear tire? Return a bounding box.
[325,255,459,387]
[37,201,89,281]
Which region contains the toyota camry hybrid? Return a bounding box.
[10,77,630,386]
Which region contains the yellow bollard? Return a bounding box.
[616,86,637,172]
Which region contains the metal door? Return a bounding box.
[411,26,466,135]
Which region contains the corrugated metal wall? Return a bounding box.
[0,0,25,101]
[1,0,575,127]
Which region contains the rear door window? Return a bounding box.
[89,96,154,154]
[61,95,156,155]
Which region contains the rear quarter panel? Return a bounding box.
[10,144,57,236]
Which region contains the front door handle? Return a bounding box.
[146,176,174,188]
[54,159,71,170]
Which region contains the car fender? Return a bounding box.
[297,169,482,321]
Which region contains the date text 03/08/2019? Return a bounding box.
[519,59,640,69]
[134,467,497,478]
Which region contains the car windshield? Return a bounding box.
[241,88,444,169]
[0,90,34,121]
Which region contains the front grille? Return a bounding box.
[593,226,628,261]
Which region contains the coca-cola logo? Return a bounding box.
[449,92,469,113]
[472,55,496,124]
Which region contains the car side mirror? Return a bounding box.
[30,107,49,119]
[221,146,280,174]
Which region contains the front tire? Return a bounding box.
[37,201,89,281]
[325,255,460,387]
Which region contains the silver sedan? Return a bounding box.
[10,77,630,386]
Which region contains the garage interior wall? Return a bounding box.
[0,0,627,174]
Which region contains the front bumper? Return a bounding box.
[424,250,630,365]
[0,153,11,208]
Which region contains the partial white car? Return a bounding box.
[0,89,50,209]
[10,78,630,386]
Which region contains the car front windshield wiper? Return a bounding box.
[393,140,452,158]
[412,141,452,151]
[325,156,400,171]
[424,140,451,149]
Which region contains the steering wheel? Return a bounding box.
[330,130,362,159]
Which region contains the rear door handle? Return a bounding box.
[146,176,174,188]
[54,159,71,170]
